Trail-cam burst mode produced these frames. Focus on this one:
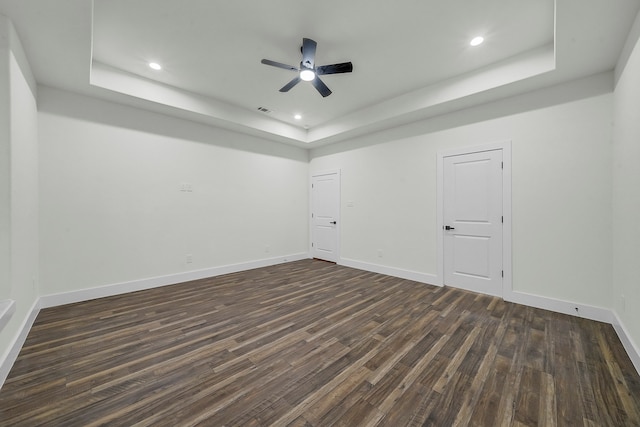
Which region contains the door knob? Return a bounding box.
[330,221,337,225]
[444,225,455,230]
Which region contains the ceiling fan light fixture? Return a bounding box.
[470,36,484,47]
[300,69,315,81]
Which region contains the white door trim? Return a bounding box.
[436,141,512,297]
[309,169,341,262]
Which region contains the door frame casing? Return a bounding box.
[436,141,512,298]
[309,169,341,262]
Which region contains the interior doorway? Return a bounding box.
[437,142,512,298]
[310,171,340,262]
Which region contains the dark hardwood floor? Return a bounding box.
[1,259,639,426]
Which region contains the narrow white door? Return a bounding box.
[311,172,340,262]
[443,150,503,296]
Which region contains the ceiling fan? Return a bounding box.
[261,38,353,97]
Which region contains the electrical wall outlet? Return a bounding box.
[186,254,193,264]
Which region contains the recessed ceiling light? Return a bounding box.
[470,36,484,47]
[149,62,162,71]
[294,114,302,120]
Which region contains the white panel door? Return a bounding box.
[311,172,340,262]
[443,150,503,296]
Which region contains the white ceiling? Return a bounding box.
[1,0,639,148]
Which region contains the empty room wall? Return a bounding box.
[310,76,614,311]
[0,16,39,381]
[613,17,640,361]
[0,18,10,304]
[37,87,309,297]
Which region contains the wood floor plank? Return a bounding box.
[1,259,639,426]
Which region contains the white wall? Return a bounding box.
[0,18,10,302]
[38,87,309,296]
[311,75,614,310]
[613,15,640,364]
[0,16,39,383]
[8,49,39,309]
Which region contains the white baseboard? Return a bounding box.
[0,300,16,333]
[0,299,41,388]
[611,311,640,376]
[339,258,439,286]
[504,289,613,323]
[40,253,309,308]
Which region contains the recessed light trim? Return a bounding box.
[149,62,162,71]
[294,114,302,120]
[470,36,484,47]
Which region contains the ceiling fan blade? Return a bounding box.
[311,76,332,97]
[280,77,301,92]
[261,59,298,72]
[301,38,317,69]
[316,62,353,75]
